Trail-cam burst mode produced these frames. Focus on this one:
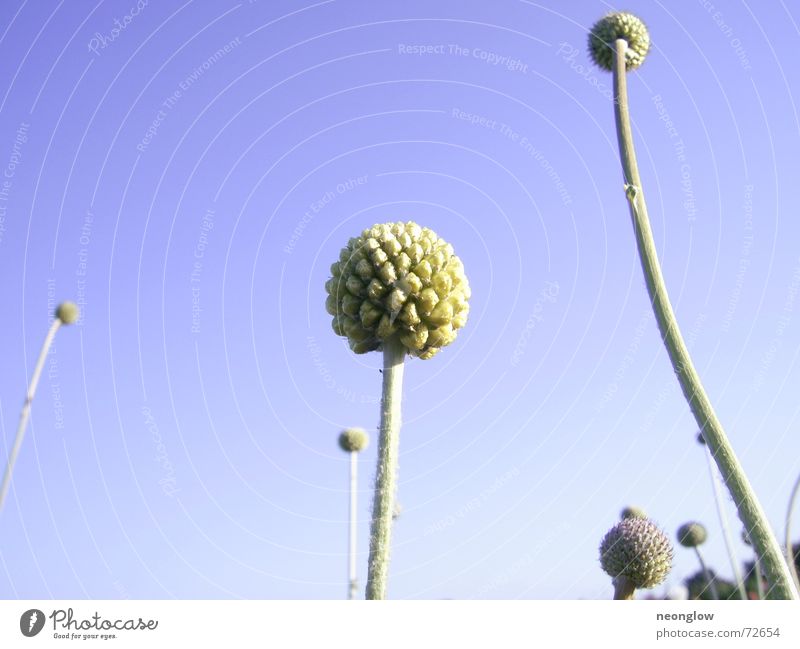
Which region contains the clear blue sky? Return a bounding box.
[1,0,799,599]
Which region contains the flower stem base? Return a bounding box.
[613,577,636,600]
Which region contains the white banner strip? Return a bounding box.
[1,600,798,648]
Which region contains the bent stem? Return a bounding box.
[611,39,798,599]
[0,318,63,514]
[365,336,405,599]
[785,472,800,590]
[702,442,747,599]
[693,547,720,600]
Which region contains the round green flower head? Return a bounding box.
[677,522,707,548]
[589,12,650,72]
[325,222,470,360]
[55,301,80,325]
[621,506,647,520]
[338,427,369,453]
[600,517,673,589]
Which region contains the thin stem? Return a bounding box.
[348,451,358,600]
[693,547,720,600]
[365,337,405,600]
[703,442,747,599]
[613,576,636,600]
[785,472,800,590]
[611,39,798,599]
[754,555,765,600]
[0,318,62,513]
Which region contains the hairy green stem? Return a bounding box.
[348,451,358,600]
[786,472,800,590]
[702,441,747,599]
[611,39,797,599]
[0,318,63,513]
[694,547,720,600]
[365,337,405,600]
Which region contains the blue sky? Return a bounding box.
[1,0,799,599]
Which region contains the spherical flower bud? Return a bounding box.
[600,517,673,589]
[621,506,647,520]
[588,12,650,72]
[55,301,80,325]
[677,522,707,548]
[325,222,470,359]
[338,427,369,453]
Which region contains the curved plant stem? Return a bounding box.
[0,318,62,514]
[365,337,405,599]
[785,472,800,590]
[611,39,798,600]
[694,547,720,600]
[702,442,747,599]
[613,576,636,600]
[348,451,358,599]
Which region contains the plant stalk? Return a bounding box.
[611,38,798,599]
[702,442,747,599]
[0,318,63,514]
[348,450,358,599]
[365,337,405,599]
[613,576,636,600]
[754,555,765,600]
[785,472,800,590]
[694,547,720,600]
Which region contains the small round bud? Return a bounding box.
[588,12,650,72]
[677,522,707,548]
[55,301,80,325]
[338,427,369,453]
[621,506,647,520]
[325,222,470,359]
[600,517,673,589]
